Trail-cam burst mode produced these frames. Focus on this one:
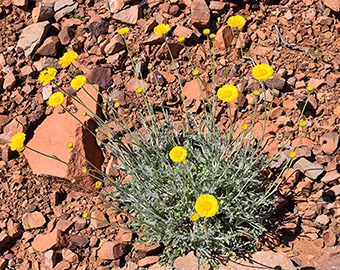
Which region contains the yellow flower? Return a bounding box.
[71,179,76,184]
[194,194,219,218]
[9,132,26,152]
[38,67,57,86]
[154,24,171,35]
[82,112,87,116]
[169,146,187,163]
[209,33,216,39]
[136,87,143,94]
[192,69,199,76]
[114,102,120,108]
[217,84,238,103]
[203,28,210,35]
[67,142,73,148]
[227,15,246,29]
[95,181,103,189]
[190,213,200,222]
[253,90,260,96]
[47,92,64,107]
[241,123,248,131]
[288,151,296,159]
[70,75,86,91]
[177,36,185,43]
[252,63,274,81]
[82,212,88,218]
[147,64,153,70]
[58,50,78,68]
[306,85,314,92]
[299,120,307,127]
[117,27,129,35]
[82,167,87,173]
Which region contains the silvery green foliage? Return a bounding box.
[105,117,274,265]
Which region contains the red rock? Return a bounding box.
[113,5,142,25]
[31,229,64,252]
[22,211,46,230]
[108,0,124,13]
[322,0,340,12]
[90,210,109,229]
[0,231,10,250]
[223,251,297,270]
[143,33,165,45]
[54,0,78,21]
[133,243,162,258]
[97,241,129,260]
[32,0,56,22]
[182,79,208,100]
[213,25,233,51]
[69,235,89,248]
[321,170,340,184]
[12,0,28,9]
[116,228,132,242]
[103,34,125,56]
[252,121,279,140]
[322,231,337,247]
[173,26,197,39]
[320,132,339,155]
[87,67,113,90]
[58,26,74,45]
[44,250,57,269]
[209,1,226,11]
[55,219,73,232]
[24,84,103,187]
[36,36,59,56]
[282,96,296,111]
[191,0,210,27]
[335,105,340,117]
[318,253,340,270]
[3,71,16,90]
[7,219,23,239]
[124,77,149,92]
[315,214,330,226]
[54,261,71,270]
[138,256,159,267]
[308,78,325,89]
[149,264,168,270]
[62,248,78,264]
[174,251,209,270]
[293,158,324,180]
[16,21,50,57]
[0,258,7,270]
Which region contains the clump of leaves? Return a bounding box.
[107,118,275,265]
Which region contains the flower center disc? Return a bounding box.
[224,90,232,97]
[201,201,212,211]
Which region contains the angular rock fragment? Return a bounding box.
[22,211,46,230]
[32,229,65,252]
[293,158,324,180]
[191,0,210,27]
[16,21,50,57]
[97,241,129,260]
[113,5,142,25]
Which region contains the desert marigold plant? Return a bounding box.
[16,11,315,268]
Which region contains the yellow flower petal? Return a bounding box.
[70,75,86,91]
[154,24,171,35]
